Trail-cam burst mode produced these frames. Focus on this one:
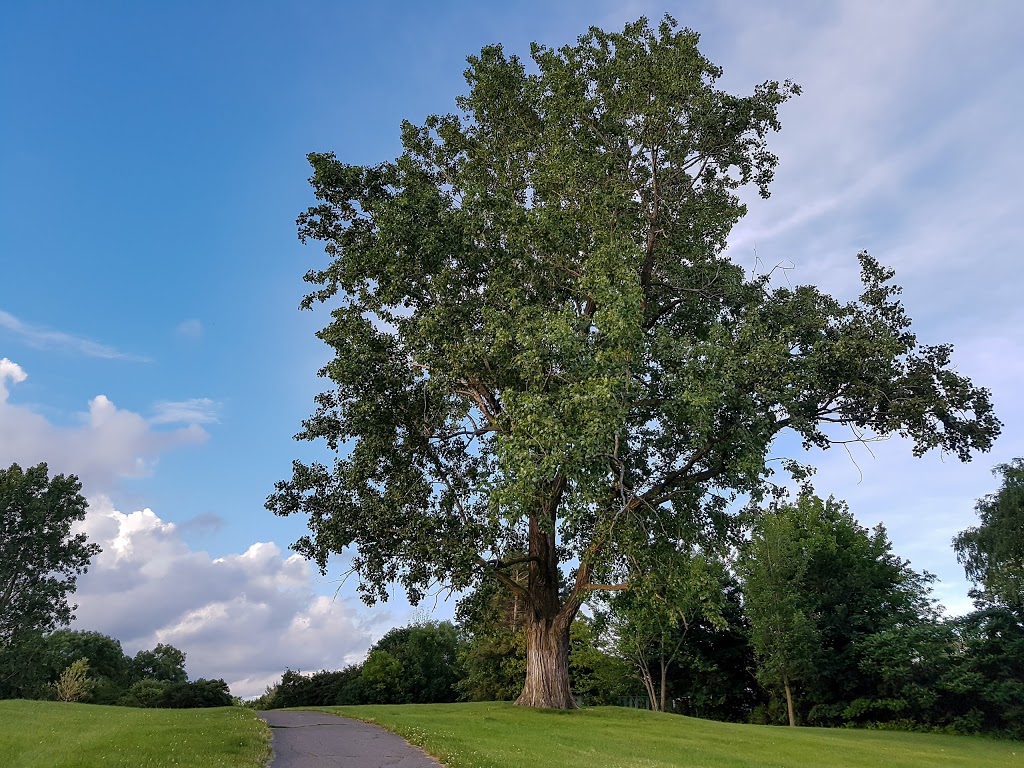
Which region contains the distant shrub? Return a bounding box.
[263,667,364,709]
[160,678,232,708]
[120,677,232,708]
[120,679,171,708]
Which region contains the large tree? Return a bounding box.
[737,498,822,726]
[0,463,98,649]
[268,17,999,708]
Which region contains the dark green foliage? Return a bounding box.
[800,509,936,725]
[361,650,405,704]
[264,621,464,708]
[457,631,526,702]
[269,14,997,707]
[121,679,172,708]
[370,621,464,703]
[0,632,50,700]
[34,633,192,706]
[949,607,1024,738]
[855,608,1024,738]
[0,464,99,649]
[161,679,233,708]
[0,626,218,709]
[954,459,1024,611]
[456,571,528,701]
[260,667,365,709]
[662,577,761,722]
[131,643,188,684]
[739,495,938,726]
[593,545,760,720]
[855,620,959,726]
[121,678,233,709]
[568,616,641,706]
[599,541,735,712]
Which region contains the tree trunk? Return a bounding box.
[783,677,796,727]
[659,655,667,712]
[638,661,657,711]
[515,482,577,709]
[515,612,575,708]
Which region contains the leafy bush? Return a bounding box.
[160,678,232,708]
[261,667,364,709]
[120,679,170,708]
[52,658,93,702]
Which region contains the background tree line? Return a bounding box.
[0,628,233,708]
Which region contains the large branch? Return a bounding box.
[456,377,503,428]
[561,494,629,619]
[476,556,530,599]
[639,436,720,503]
[486,554,541,570]
[639,141,662,294]
[581,583,630,592]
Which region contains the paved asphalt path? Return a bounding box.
[259,711,443,768]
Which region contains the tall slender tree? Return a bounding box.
[954,459,1024,611]
[0,463,98,647]
[601,542,729,712]
[269,17,998,708]
[738,499,822,726]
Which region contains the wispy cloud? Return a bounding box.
[151,398,221,426]
[0,309,148,361]
[175,319,203,339]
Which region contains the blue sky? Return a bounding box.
[2,1,1022,696]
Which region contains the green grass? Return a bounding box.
[0,700,270,768]
[310,702,1021,768]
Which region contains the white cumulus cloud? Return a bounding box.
[72,499,377,697]
[0,357,28,402]
[0,359,211,491]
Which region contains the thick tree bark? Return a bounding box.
[516,612,575,708]
[784,677,796,727]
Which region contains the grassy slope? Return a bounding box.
[312,702,1021,768]
[0,700,270,768]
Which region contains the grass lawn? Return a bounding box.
[0,700,270,768]
[311,702,1021,768]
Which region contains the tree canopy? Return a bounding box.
[268,15,999,708]
[130,643,188,684]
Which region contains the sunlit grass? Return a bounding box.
[310,701,1021,768]
[0,700,270,768]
